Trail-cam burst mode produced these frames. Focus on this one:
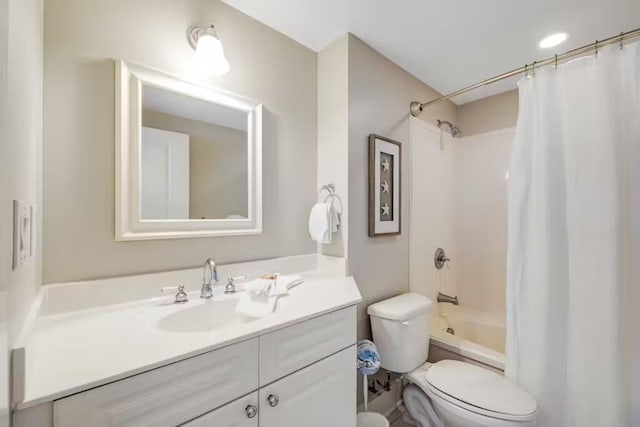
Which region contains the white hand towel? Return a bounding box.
[329,202,340,233]
[235,292,278,318]
[309,202,332,243]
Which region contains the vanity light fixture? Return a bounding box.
[187,24,230,75]
[538,32,569,49]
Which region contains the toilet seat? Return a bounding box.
[425,381,537,422]
[406,360,537,423]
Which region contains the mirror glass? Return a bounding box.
[140,84,249,220]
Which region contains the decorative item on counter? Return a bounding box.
[235,274,304,318]
[258,273,278,296]
[368,135,401,237]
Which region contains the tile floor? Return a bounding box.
[387,409,415,427]
[390,419,414,427]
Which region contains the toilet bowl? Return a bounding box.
[367,293,537,427]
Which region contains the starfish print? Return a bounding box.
[381,203,390,216]
[381,180,390,193]
[381,158,390,172]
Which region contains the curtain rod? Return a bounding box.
[410,27,640,116]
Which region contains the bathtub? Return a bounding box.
[428,306,506,373]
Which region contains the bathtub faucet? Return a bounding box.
[437,292,459,305]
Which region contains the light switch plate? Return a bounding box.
[12,200,32,270]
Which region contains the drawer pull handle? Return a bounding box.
[245,404,258,418]
[267,394,279,407]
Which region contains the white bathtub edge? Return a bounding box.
[430,331,505,371]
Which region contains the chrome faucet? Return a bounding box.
[437,292,459,305]
[201,258,218,299]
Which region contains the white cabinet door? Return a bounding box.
[259,306,356,386]
[259,346,356,427]
[181,392,258,427]
[54,339,258,427]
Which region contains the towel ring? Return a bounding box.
[317,184,336,197]
[317,183,343,214]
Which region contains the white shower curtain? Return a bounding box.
[506,41,640,426]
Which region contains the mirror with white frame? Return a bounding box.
[115,60,262,240]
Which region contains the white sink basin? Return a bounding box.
[156,298,254,333]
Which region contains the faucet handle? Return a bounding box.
[434,248,450,270]
[161,285,189,304]
[225,278,236,294]
[225,276,246,294]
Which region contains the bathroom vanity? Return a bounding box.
[13,256,361,427]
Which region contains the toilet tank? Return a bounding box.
[367,293,433,373]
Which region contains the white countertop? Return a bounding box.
[18,270,361,409]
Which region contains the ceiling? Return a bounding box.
[222,0,640,104]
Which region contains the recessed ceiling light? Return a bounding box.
[538,32,569,49]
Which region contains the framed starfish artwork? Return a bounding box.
[368,134,401,236]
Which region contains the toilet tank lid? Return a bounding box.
[367,293,433,321]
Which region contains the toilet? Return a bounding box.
[367,293,538,427]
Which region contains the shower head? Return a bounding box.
[437,119,462,138]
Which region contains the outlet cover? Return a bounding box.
[12,200,32,270]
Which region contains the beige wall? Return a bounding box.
[43,0,317,283]
[0,0,8,420]
[1,0,42,418]
[142,109,248,219]
[317,36,349,258]
[346,34,458,340]
[0,0,8,353]
[2,0,43,348]
[457,89,518,136]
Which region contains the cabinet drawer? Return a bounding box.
[259,346,356,427]
[180,391,258,427]
[259,306,356,385]
[54,338,258,427]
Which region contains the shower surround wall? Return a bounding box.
[410,118,514,322]
[454,128,513,315]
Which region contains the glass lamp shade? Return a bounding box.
[193,33,230,75]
